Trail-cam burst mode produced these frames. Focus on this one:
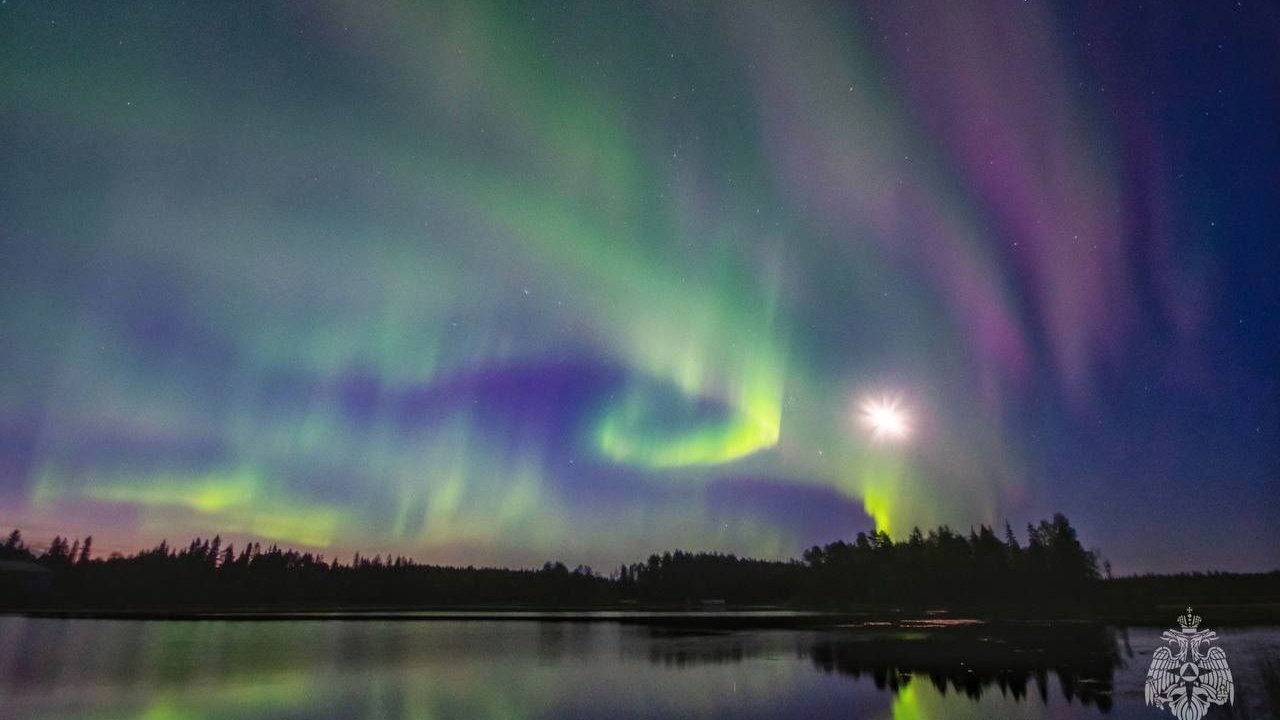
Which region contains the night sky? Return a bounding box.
[2,1,1276,573]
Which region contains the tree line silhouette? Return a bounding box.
[2,515,1276,616]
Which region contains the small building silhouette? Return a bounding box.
[0,560,54,603]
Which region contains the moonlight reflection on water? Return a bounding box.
[3,618,1278,719]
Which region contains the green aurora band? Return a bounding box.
[8,0,1259,570]
[4,2,1027,559]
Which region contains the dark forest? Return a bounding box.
[3,514,1277,620]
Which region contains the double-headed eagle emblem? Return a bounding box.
[1145,607,1234,720]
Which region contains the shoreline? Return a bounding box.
[9,604,1280,627]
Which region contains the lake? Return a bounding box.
[2,615,1277,719]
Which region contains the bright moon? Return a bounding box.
[859,396,911,442]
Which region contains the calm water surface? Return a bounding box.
[2,616,1277,719]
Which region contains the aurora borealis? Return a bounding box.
[2,1,1277,573]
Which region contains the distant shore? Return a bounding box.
[5,519,1278,626]
[11,602,1280,627]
